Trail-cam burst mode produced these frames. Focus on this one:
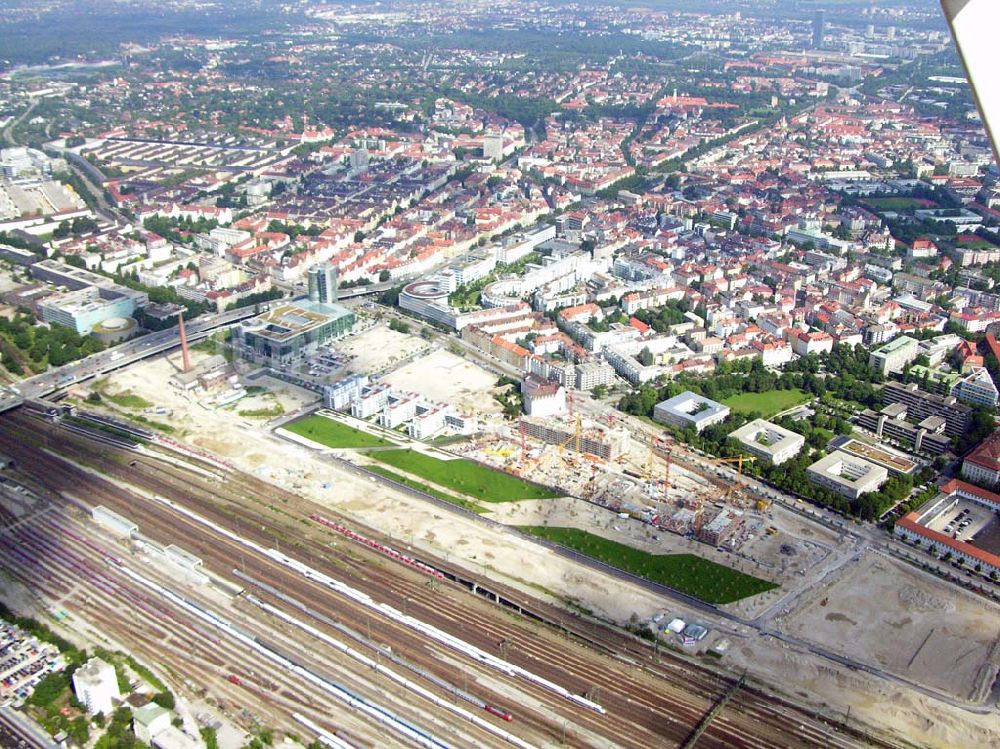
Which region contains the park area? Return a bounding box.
[722,388,810,417]
[520,526,778,604]
[370,448,561,502]
[284,414,393,449]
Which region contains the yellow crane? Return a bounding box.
[643,436,672,496]
[558,414,583,462]
[705,454,768,510]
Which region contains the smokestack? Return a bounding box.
[178,309,191,373]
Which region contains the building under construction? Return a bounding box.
[519,418,630,461]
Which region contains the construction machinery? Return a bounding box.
[705,454,769,510]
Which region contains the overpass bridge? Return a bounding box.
[0,306,259,410]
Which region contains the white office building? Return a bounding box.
[728,419,805,465]
[956,368,999,409]
[806,451,888,500]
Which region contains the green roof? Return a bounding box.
[874,335,917,354]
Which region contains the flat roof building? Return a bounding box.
[653,392,730,433]
[234,299,354,366]
[806,450,889,500]
[881,381,971,438]
[307,262,338,305]
[868,335,918,376]
[72,657,120,716]
[728,419,804,465]
[956,367,999,409]
[38,286,144,335]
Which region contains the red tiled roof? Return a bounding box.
[964,430,1000,471]
[897,513,1000,569]
[940,478,1000,507]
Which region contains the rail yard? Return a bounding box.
[0,409,883,749]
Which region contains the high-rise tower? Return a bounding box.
[307,262,338,305]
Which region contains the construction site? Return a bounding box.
[0,305,998,749]
[453,398,773,557]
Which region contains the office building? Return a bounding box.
[72,657,121,715]
[653,392,730,433]
[855,407,952,456]
[806,451,888,500]
[728,419,805,465]
[962,430,1000,488]
[813,10,826,49]
[38,286,145,335]
[868,335,918,375]
[881,381,971,438]
[234,300,354,366]
[308,262,338,305]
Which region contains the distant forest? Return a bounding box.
[0,3,292,66]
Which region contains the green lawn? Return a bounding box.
[366,466,485,513]
[863,197,930,212]
[520,527,778,604]
[103,390,153,410]
[722,388,810,417]
[371,449,560,502]
[285,415,392,449]
[957,238,998,250]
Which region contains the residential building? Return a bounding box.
[955,368,999,409]
[379,392,419,429]
[352,383,391,419]
[72,658,120,715]
[521,374,567,417]
[574,361,616,391]
[323,375,369,410]
[789,330,833,357]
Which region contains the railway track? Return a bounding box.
[0,413,892,749]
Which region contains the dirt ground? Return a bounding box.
[94,351,317,444]
[338,324,431,375]
[380,348,503,415]
[69,351,1000,749]
[776,553,1000,702]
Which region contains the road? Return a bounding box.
[8,306,259,402]
[1,99,38,147]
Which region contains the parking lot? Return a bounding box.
[924,499,996,543]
